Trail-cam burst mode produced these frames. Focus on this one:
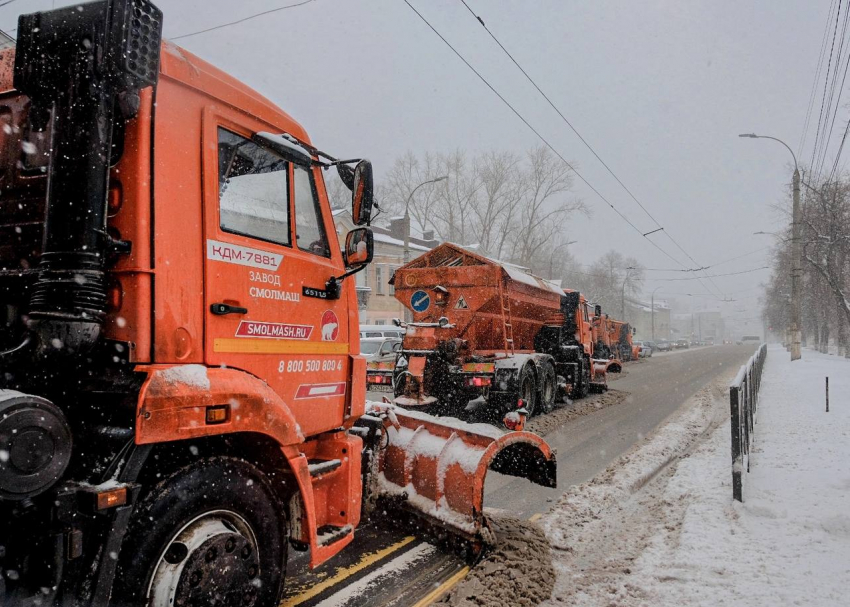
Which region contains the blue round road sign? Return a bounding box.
[411,290,431,313]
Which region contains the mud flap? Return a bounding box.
[590,358,609,391]
[370,404,556,544]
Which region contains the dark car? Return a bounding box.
[656,340,672,352]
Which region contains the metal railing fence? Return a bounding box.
[730,343,768,502]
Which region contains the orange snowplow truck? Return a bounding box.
[391,244,606,418]
[0,3,555,606]
[590,310,623,373]
[607,319,638,362]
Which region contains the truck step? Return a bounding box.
[307,459,342,477]
[316,524,353,547]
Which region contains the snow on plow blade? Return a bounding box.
[375,406,556,542]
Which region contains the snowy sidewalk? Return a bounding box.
[540,344,850,606]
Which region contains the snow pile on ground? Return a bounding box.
[540,344,849,606]
[435,514,555,607]
[525,389,629,436]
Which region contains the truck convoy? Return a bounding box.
[390,244,609,418]
[0,2,556,605]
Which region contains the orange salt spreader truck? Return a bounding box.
[390,244,607,420]
[0,2,555,605]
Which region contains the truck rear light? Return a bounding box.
[465,376,491,387]
[107,184,123,215]
[96,487,128,510]
[107,279,124,312]
[367,375,389,384]
[205,405,230,424]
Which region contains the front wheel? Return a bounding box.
[115,457,287,607]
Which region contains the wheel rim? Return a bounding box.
[147,509,261,607]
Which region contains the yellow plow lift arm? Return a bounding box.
[371,405,556,542]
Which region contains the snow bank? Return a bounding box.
[540,344,849,606]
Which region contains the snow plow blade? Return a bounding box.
[374,406,556,543]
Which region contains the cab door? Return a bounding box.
[201,107,350,437]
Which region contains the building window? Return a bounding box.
[375,265,385,295]
[375,320,386,326]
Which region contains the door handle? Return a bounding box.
[211,303,248,316]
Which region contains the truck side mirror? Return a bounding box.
[352,160,374,225]
[344,227,373,268]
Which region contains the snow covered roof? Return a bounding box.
[372,232,430,252]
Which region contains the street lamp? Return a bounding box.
[651,286,663,342]
[738,133,801,361]
[403,176,448,265]
[548,240,577,278]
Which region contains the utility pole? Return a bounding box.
[790,168,802,360]
[621,268,633,321]
[739,133,801,360]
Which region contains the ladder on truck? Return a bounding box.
[499,280,515,356]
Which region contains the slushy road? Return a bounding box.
[281,345,755,607]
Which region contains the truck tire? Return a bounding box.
[518,363,538,416]
[539,360,557,414]
[574,358,590,399]
[114,457,286,607]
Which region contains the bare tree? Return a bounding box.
[511,147,587,267]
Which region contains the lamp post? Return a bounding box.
[651,286,663,342]
[548,240,577,278]
[403,176,448,265]
[621,268,633,320]
[739,133,801,361]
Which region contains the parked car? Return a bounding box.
[634,341,653,357]
[359,324,405,339]
[363,338,403,392]
[360,337,402,360]
[643,340,658,353]
[656,340,672,352]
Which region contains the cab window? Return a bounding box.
[293,165,330,257]
[218,128,290,246]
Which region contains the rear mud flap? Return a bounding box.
[591,359,609,390]
[370,404,556,544]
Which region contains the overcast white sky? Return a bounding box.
[1,1,834,324]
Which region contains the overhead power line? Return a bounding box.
[799,0,839,157]
[816,1,850,180]
[402,0,697,274]
[171,0,315,41]
[644,266,770,282]
[809,0,843,180]
[456,0,726,299]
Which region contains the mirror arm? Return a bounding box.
[324,263,369,300]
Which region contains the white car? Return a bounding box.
[634,341,653,358]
